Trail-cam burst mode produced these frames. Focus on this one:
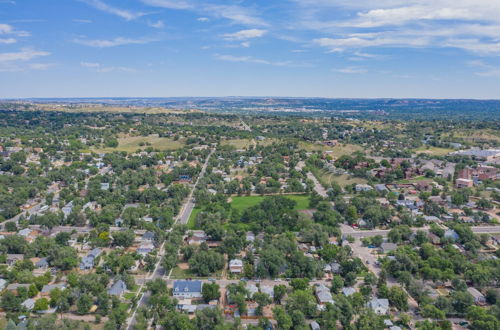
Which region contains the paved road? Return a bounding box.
[178,148,215,225]
[340,223,500,238]
[126,147,215,330]
[307,172,328,198]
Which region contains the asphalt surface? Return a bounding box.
[340,223,500,238]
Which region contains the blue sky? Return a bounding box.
[2,0,500,98]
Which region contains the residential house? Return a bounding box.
[79,248,101,270]
[108,280,127,297]
[310,321,321,330]
[0,278,7,290]
[368,298,390,315]
[187,231,207,245]
[245,284,259,298]
[456,178,473,188]
[423,216,440,223]
[18,228,33,237]
[315,284,335,305]
[229,259,243,274]
[444,229,459,241]
[41,283,66,297]
[21,298,35,310]
[246,232,255,242]
[137,242,154,256]
[6,283,30,294]
[355,184,373,192]
[260,285,274,299]
[142,231,155,241]
[172,280,203,299]
[428,233,441,245]
[6,254,24,266]
[342,287,356,297]
[61,201,74,218]
[38,258,50,270]
[467,287,486,305]
[380,243,397,254]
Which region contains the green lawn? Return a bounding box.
[231,194,310,212]
[188,195,311,230]
[170,266,222,279]
[93,134,184,153]
[123,292,136,300]
[413,146,454,156]
[187,207,201,229]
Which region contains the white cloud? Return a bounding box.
[313,36,429,52]
[0,38,16,44]
[139,1,266,26]
[80,61,136,72]
[82,0,145,21]
[205,5,268,26]
[148,20,165,28]
[74,37,154,47]
[29,63,53,70]
[0,48,50,63]
[197,17,209,22]
[241,42,250,48]
[295,0,500,56]
[222,29,267,41]
[140,0,192,9]
[467,60,500,77]
[81,62,100,68]
[214,54,310,67]
[332,66,367,74]
[0,48,51,72]
[0,23,30,37]
[74,19,93,23]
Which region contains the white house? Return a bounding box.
[172,280,203,299]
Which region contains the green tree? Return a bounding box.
[273,285,287,304]
[388,286,409,311]
[77,293,93,315]
[202,282,220,303]
[34,298,49,311]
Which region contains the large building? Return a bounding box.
[451,149,500,162]
[172,280,203,299]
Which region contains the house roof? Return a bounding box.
[21,298,35,310]
[444,229,459,240]
[88,248,101,258]
[108,280,127,296]
[143,231,155,240]
[368,298,389,310]
[41,283,66,293]
[173,280,202,294]
[229,259,243,267]
[35,258,49,268]
[342,287,356,296]
[467,287,485,299]
[315,284,334,304]
[380,243,397,252]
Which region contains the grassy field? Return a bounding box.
[188,194,311,230]
[230,194,310,212]
[221,138,254,149]
[396,176,432,184]
[298,142,364,157]
[170,266,222,279]
[446,129,500,143]
[93,134,184,153]
[318,170,368,187]
[187,207,201,229]
[414,146,454,156]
